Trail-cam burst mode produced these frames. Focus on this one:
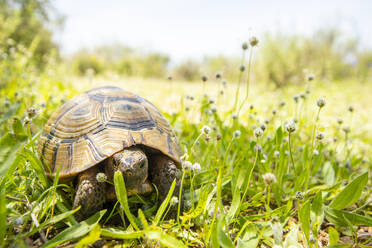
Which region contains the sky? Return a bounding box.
[54,0,372,61]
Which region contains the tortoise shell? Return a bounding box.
[38,86,181,179]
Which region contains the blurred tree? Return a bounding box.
[173,60,201,81]
[0,0,63,67]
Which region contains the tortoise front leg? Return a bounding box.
[149,155,182,218]
[73,166,106,220]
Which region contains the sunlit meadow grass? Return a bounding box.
[0,43,371,248]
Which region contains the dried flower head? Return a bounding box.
[167,75,172,80]
[306,73,315,81]
[216,133,222,141]
[232,113,238,120]
[254,128,264,138]
[295,191,304,200]
[242,42,248,50]
[279,100,286,107]
[201,125,211,134]
[215,72,222,79]
[262,173,276,185]
[249,36,259,46]
[27,107,37,118]
[316,97,326,108]
[233,130,241,138]
[342,126,350,133]
[337,117,343,125]
[284,121,297,133]
[316,131,325,140]
[348,105,354,112]
[201,75,208,82]
[293,95,299,103]
[24,117,30,125]
[239,65,246,72]
[260,124,267,131]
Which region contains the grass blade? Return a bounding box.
[298,199,310,244]
[101,227,143,239]
[0,189,6,248]
[153,179,176,225]
[145,230,187,248]
[325,207,372,226]
[114,170,139,230]
[329,172,368,210]
[41,209,106,248]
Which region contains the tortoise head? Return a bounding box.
[112,147,148,188]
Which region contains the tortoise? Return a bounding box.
[38,86,182,219]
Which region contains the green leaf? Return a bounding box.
[145,230,187,248]
[114,171,139,230]
[0,189,6,248]
[28,207,80,236]
[329,172,368,210]
[22,149,49,188]
[12,117,26,136]
[328,226,339,245]
[298,200,310,243]
[153,179,176,225]
[217,216,234,248]
[0,132,27,176]
[41,210,106,248]
[226,187,240,224]
[238,223,259,248]
[75,224,102,248]
[325,207,372,226]
[138,209,149,229]
[101,227,143,239]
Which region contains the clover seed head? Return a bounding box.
[317,97,326,108]
[295,191,304,200]
[254,128,264,138]
[262,173,276,185]
[96,173,107,183]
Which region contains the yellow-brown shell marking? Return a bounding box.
[38,86,181,179]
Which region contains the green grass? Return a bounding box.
[0,45,371,247]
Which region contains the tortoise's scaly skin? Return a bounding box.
[38,86,182,219]
[38,86,181,179]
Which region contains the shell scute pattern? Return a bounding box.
[38,86,181,179]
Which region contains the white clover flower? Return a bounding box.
[192,163,201,172]
[274,151,280,158]
[316,97,326,108]
[182,161,193,171]
[342,126,350,133]
[201,125,211,134]
[262,173,276,185]
[96,173,107,183]
[233,130,241,138]
[232,113,238,120]
[211,106,217,113]
[306,73,315,81]
[254,128,264,138]
[284,121,297,133]
[313,149,319,156]
[316,131,325,140]
[170,196,179,206]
